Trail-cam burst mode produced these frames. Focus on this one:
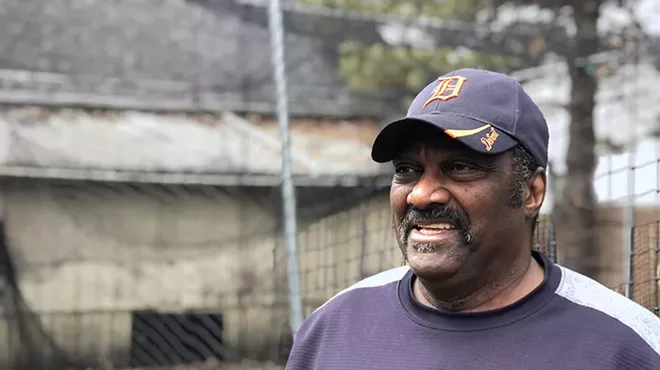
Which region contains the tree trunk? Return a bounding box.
[556,1,601,279]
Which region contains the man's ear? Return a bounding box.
[525,168,546,219]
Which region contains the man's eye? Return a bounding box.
[449,163,476,172]
[394,165,417,174]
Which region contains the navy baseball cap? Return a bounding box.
[371,68,549,168]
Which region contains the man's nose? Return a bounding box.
[406,171,451,209]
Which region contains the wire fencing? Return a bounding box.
[0,178,656,370]
[0,0,658,370]
[630,221,660,315]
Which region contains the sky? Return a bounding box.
[635,0,660,36]
[492,0,660,37]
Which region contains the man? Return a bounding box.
[285,68,660,370]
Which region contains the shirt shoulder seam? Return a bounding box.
[311,266,410,314]
[555,265,660,356]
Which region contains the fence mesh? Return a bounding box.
[630,221,660,315]
[0,0,658,369]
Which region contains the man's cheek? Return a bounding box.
[391,215,399,235]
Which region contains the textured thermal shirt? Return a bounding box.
[286,252,660,370]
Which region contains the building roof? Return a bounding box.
[2,0,660,119]
[0,107,392,186]
[0,0,397,118]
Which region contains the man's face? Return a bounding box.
[390,127,528,282]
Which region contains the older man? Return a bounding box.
[285,68,660,370]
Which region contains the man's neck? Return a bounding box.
[413,253,545,312]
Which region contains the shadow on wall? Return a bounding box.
[0,221,71,369]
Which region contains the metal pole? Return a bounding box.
[622,25,641,298]
[267,0,304,333]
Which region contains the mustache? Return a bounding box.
[397,205,472,244]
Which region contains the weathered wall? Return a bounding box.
[0,179,280,367]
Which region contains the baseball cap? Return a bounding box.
[371,68,549,168]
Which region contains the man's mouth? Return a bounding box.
[411,222,456,235]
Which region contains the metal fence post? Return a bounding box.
[267,0,305,334]
[622,26,644,299]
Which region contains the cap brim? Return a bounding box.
[371,113,518,163]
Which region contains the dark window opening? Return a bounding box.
[129,311,224,367]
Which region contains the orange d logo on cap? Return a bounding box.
[423,76,468,107]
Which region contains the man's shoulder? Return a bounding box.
[554,264,660,354]
[294,266,409,339]
[313,265,410,314]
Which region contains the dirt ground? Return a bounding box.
[116,359,285,370]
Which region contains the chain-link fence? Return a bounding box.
[0,0,659,369]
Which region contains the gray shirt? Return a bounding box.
[286,252,660,370]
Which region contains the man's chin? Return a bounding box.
[405,243,467,278]
[411,243,443,253]
[407,239,462,254]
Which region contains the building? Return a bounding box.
[0,107,394,368]
[0,0,397,368]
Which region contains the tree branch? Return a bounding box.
[193,0,630,63]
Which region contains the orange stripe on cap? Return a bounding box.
[444,124,491,138]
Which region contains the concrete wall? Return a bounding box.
[0,179,281,367]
